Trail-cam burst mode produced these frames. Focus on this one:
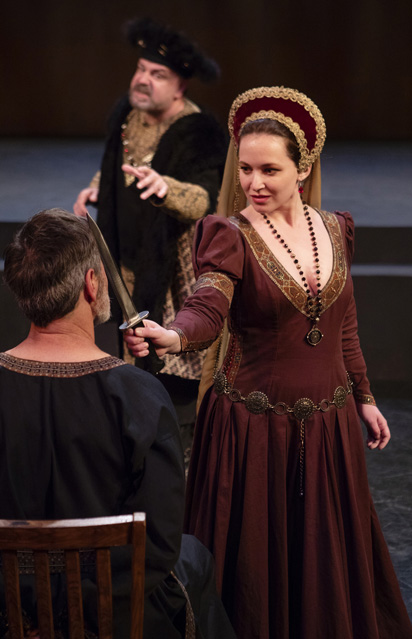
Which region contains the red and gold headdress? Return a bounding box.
[217,86,326,215]
[228,86,326,171]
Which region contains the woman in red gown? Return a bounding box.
[125,87,412,638]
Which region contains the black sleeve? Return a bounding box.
[152,112,228,216]
[113,367,185,594]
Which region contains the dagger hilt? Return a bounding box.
[120,310,165,375]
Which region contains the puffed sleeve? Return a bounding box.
[169,216,245,351]
[336,212,376,405]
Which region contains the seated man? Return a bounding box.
[0,209,235,639]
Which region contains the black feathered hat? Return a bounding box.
[125,17,220,82]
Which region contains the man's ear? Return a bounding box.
[177,79,188,99]
[84,268,98,303]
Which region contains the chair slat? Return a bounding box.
[1,550,24,639]
[0,513,146,638]
[96,548,113,639]
[34,550,55,639]
[65,549,85,639]
[130,517,146,639]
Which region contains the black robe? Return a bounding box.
[96,96,227,326]
[0,354,235,639]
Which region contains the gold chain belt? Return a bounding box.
[213,371,353,420]
[213,371,353,498]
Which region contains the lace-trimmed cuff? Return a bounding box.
[169,326,215,353]
[354,392,376,406]
[193,272,234,305]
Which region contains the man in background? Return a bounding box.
[74,17,227,449]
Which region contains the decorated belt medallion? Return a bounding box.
[214,371,227,395]
[213,372,353,499]
[292,397,316,421]
[214,372,352,418]
[333,386,347,409]
[245,391,269,415]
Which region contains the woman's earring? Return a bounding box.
[298,180,304,195]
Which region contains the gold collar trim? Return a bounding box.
[230,211,347,317]
[0,354,126,378]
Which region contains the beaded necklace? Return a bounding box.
[260,202,324,345]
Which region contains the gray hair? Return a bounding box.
[3,209,101,327]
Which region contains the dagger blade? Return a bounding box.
[87,213,147,330]
[87,213,165,374]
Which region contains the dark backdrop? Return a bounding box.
[1,0,411,139]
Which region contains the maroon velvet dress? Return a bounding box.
[170,212,412,639]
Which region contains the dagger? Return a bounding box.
[87,213,164,374]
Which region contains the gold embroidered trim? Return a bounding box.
[169,327,215,353]
[354,393,376,406]
[162,227,206,379]
[160,176,210,220]
[0,353,126,378]
[122,98,200,183]
[219,324,243,389]
[89,170,101,189]
[170,571,196,639]
[230,211,347,318]
[193,272,234,305]
[228,86,326,171]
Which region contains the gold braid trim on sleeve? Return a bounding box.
[193,272,234,305]
[88,170,101,189]
[354,393,376,406]
[170,572,196,639]
[169,327,216,353]
[154,176,210,221]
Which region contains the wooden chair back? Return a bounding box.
[0,513,146,639]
